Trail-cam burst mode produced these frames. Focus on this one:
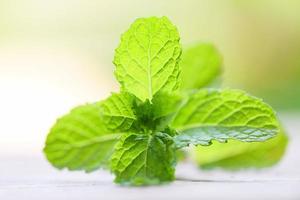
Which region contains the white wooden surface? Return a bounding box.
[1,115,299,200]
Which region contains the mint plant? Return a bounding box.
[44,16,282,186]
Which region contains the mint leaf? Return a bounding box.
[44,103,121,172]
[151,92,183,121]
[172,89,279,148]
[193,128,288,169]
[114,16,182,102]
[151,92,184,130]
[101,92,136,131]
[132,92,183,132]
[181,43,222,90]
[111,132,176,185]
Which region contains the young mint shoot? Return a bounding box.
[44,16,281,186]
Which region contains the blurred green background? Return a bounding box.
[1,0,299,111]
[0,0,300,168]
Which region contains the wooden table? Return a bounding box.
[1,115,299,200]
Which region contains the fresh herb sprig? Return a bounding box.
[44,17,282,186]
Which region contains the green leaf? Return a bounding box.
[111,132,176,186]
[44,103,122,172]
[101,92,137,131]
[192,128,288,170]
[180,43,222,90]
[151,92,183,122]
[172,89,280,148]
[132,92,183,132]
[151,92,184,130]
[114,16,182,102]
